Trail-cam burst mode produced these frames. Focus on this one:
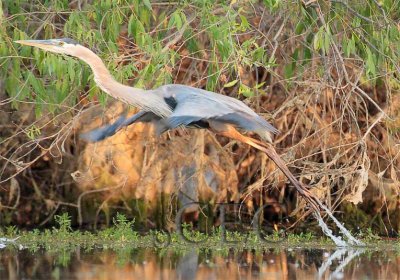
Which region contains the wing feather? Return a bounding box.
[157,84,278,133]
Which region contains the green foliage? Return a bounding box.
[54,213,72,233]
[358,228,381,242]
[99,213,139,242]
[6,225,397,252]
[5,225,19,237]
[0,0,399,114]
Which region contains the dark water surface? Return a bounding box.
[0,246,399,279]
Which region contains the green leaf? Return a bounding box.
[0,1,3,21]
[128,15,134,37]
[5,74,18,99]
[255,82,266,89]
[28,74,46,96]
[253,47,266,63]
[26,125,41,140]
[303,47,312,64]
[68,60,75,81]
[239,83,253,97]
[365,48,376,77]
[239,15,250,30]
[295,22,305,35]
[313,29,323,51]
[174,12,183,29]
[224,79,238,88]
[323,31,331,54]
[284,63,295,79]
[142,0,152,11]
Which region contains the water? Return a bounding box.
[1,246,399,279]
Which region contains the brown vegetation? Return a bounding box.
[0,1,399,235]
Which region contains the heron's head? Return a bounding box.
[15,38,82,57]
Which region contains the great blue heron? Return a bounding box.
[15,38,320,209]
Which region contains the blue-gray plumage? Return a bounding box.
[79,111,159,142]
[79,114,127,142]
[82,84,279,142]
[156,84,278,140]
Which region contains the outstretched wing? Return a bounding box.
[157,84,278,134]
[80,111,159,142]
[80,115,128,142]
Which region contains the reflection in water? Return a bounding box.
[317,248,365,279]
[0,246,399,279]
[177,250,198,280]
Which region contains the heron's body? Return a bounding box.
[15,38,277,142]
[157,84,278,137]
[106,84,278,140]
[80,41,278,140]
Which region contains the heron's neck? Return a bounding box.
[75,47,172,117]
[77,48,137,97]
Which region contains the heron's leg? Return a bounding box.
[208,121,320,212]
[80,111,154,142]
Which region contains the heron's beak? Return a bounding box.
[15,39,57,48]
